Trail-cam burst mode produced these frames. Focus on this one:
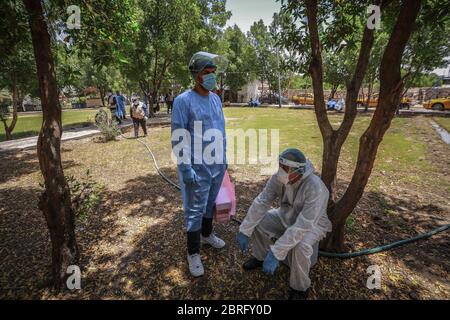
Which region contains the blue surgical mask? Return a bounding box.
[201,73,217,91]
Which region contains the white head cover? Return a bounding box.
[279,157,306,169]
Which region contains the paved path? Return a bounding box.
[0,114,171,153]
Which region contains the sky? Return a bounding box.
[225,0,282,33]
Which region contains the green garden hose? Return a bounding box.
[317,223,450,258]
[130,133,450,259]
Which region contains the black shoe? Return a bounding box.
[243,257,263,271]
[288,288,309,300]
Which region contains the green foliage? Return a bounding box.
[345,215,356,232]
[50,0,138,67]
[278,0,372,74]
[0,1,38,98]
[66,170,104,221]
[248,19,280,91]
[115,0,233,103]
[221,25,258,97]
[402,0,450,90]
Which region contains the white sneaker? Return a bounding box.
[187,253,204,277]
[201,233,226,249]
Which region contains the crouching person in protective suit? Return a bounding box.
[236,148,332,300]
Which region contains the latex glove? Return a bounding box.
[181,168,197,185]
[144,116,148,121]
[236,232,249,253]
[262,249,279,275]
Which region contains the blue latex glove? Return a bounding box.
[181,168,197,185]
[236,232,249,253]
[262,249,279,275]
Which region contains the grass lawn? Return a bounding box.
[223,108,445,193]
[433,117,450,132]
[0,108,448,299]
[0,109,98,141]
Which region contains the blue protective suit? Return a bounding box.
[113,95,123,118]
[171,89,227,232]
[116,95,126,117]
[327,99,337,110]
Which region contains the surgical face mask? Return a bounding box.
[276,167,290,185]
[201,73,217,91]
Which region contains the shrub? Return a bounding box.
[94,107,121,142]
[66,170,104,222]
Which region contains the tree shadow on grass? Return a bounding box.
[2,165,447,299]
[332,178,450,299]
[0,186,52,298]
[52,170,449,299]
[355,190,450,297]
[0,149,78,184]
[77,171,298,299]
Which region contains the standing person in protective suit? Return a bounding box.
[130,96,148,138]
[116,91,127,120]
[236,148,332,300]
[171,52,228,277]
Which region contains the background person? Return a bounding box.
[130,96,148,138]
[166,91,174,114]
[107,89,122,124]
[116,91,127,119]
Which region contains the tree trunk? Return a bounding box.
[329,84,338,100]
[23,0,79,289]
[322,0,422,252]
[305,0,376,202]
[99,87,106,107]
[3,74,20,140]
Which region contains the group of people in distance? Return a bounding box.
[105,90,176,138]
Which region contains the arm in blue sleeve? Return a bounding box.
[171,96,192,173]
[216,95,227,167]
[222,107,227,166]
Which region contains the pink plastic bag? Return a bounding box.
[214,170,236,223]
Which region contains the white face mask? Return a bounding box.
[276,167,290,185]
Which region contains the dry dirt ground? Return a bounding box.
[0,111,449,300]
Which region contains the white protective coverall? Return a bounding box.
[239,160,332,291]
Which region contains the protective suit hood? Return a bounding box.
[298,160,314,183]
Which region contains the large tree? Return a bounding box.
[326,0,423,251]
[21,0,137,289]
[248,19,280,95]
[281,0,425,251]
[221,25,258,101]
[121,0,230,115]
[23,0,79,289]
